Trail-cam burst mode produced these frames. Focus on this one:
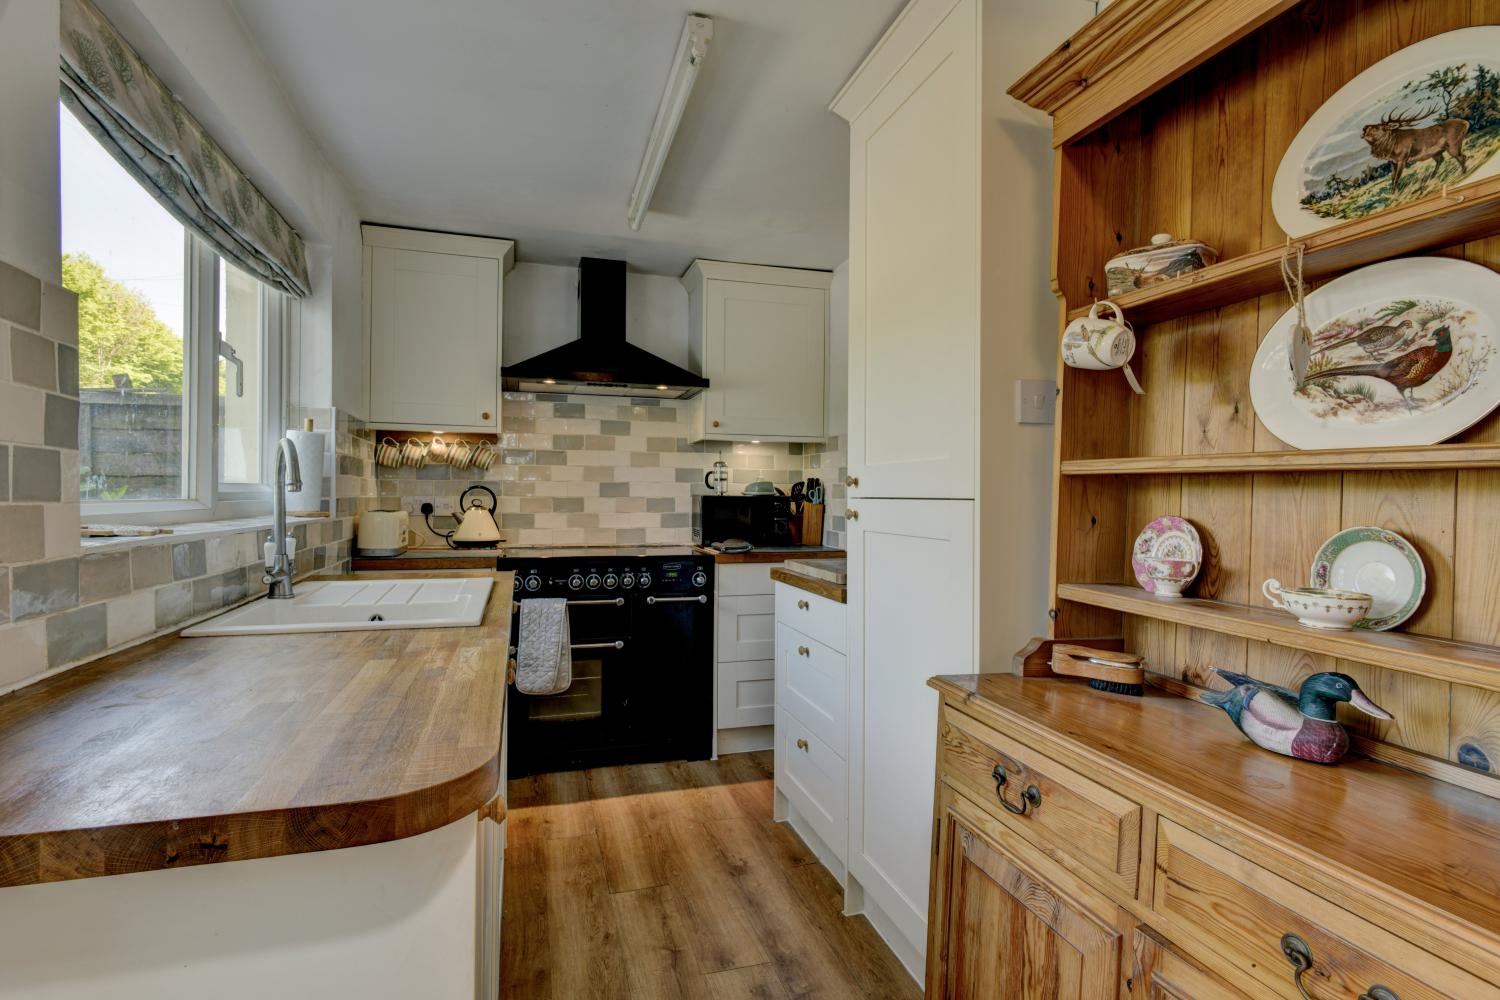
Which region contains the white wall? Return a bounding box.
[94,0,365,418]
[0,0,62,282]
[502,261,691,369]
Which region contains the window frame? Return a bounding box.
[80,234,287,525]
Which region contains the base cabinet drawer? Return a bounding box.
[777,710,845,861]
[1154,819,1499,1000]
[1130,927,1253,1000]
[774,583,845,652]
[776,624,846,751]
[940,706,1141,895]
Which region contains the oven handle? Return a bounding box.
[645,595,708,605]
[568,598,625,607]
[571,640,625,650]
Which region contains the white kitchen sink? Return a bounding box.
[181,578,494,636]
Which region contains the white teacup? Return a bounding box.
[1263,579,1373,631]
[1062,300,1143,393]
[1144,558,1198,598]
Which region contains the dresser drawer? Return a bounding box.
[1154,819,1499,1000]
[939,706,1140,895]
[774,582,845,652]
[777,709,846,862]
[776,624,846,753]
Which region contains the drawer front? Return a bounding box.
[718,659,774,729]
[774,582,845,652]
[717,594,775,662]
[1154,819,1498,1000]
[776,624,846,753]
[777,709,846,861]
[717,562,777,596]
[939,706,1140,895]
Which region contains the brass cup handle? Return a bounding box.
[989,763,1041,816]
[797,645,810,656]
[795,738,809,751]
[1281,934,1400,1000]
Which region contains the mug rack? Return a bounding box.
[373,429,501,471]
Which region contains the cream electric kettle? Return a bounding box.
[446,485,504,549]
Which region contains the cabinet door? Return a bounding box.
[717,594,775,662]
[847,497,973,955]
[369,246,500,429]
[847,0,977,499]
[1129,928,1252,1000]
[934,812,1118,1000]
[703,278,827,439]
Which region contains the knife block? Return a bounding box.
[790,505,825,547]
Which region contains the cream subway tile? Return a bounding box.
[532,513,569,529]
[566,513,600,529]
[40,282,78,347]
[0,323,9,381]
[569,450,625,466]
[633,467,676,483]
[630,453,661,468]
[105,588,155,648]
[532,480,572,497]
[0,382,46,445]
[60,449,79,503]
[206,535,241,574]
[564,480,601,498]
[615,528,647,544]
[519,497,551,514]
[663,452,706,468]
[44,502,80,558]
[513,528,554,545]
[548,464,584,482]
[0,619,47,689]
[550,528,586,545]
[535,418,599,435]
[615,497,647,514]
[582,466,615,482]
[646,527,690,545]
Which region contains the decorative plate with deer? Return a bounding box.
[1250,257,1500,449]
[1272,27,1500,237]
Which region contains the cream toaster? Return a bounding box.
[356,509,409,557]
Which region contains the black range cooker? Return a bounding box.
[498,548,713,776]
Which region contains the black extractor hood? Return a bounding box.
[502,257,709,399]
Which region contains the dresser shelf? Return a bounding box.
[1056,583,1500,693]
[1064,174,1500,328]
[1060,442,1500,476]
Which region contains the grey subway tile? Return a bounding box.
[599,482,630,497]
[503,450,535,465]
[646,408,676,422]
[172,540,207,580]
[46,603,107,668]
[660,513,690,528]
[675,467,703,483]
[44,394,79,448]
[599,421,631,436]
[9,327,56,390]
[193,569,248,614]
[553,497,584,513]
[535,450,567,465]
[535,393,568,402]
[0,569,8,625]
[628,398,661,407]
[56,344,79,397]
[553,403,585,418]
[80,550,133,603]
[40,282,78,346]
[615,528,646,544]
[646,437,676,452]
[12,446,60,502]
[646,497,676,513]
[552,435,584,451]
[0,259,41,329]
[501,513,534,530]
[130,543,174,587]
[154,581,194,629]
[12,558,80,620]
[0,445,7,501]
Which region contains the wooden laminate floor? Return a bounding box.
[500,751,921,1000]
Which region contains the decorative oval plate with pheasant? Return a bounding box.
[1272,27,1500,237]
[1251,257,1500,449]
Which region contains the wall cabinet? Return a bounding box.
[681,259,831,443]
[364,225,515,431]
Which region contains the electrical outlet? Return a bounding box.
[1015,379,1057,425]
[432,497,456,516]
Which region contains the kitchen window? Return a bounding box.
[61,102,285,521]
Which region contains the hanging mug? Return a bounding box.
[401,437,429,468]
[428,433,449,463]
[1061,300,1143,394]
[448,439,474,471]
[471,441,497,470]
[377,436,403,468]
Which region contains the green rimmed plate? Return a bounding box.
[1309,526,1425,630]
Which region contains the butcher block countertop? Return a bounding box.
[0,571,513,887]
[770,566,847,604]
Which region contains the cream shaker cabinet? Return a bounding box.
[681,259,832,443]
[364,225,515,432]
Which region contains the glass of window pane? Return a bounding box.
[60,104,189,502]
[218,260,263,485]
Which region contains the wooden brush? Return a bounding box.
[1048,644,1146,697]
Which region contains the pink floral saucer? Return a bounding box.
[1132,516,1203,593]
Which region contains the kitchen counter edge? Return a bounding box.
[769,567,847,604]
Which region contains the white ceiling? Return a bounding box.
[228,0,904,275]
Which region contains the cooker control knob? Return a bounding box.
[638,572,652,589]
[603,573,619,590]
[567,573,584,591]
[513,575,522,593]
[620,573,636,589]
[524,574,542,592]
[691,570,708,588]
[585,573,602,590]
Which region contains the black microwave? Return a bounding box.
[693,494,794,547]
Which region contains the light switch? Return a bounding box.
[1015,379,1057,425]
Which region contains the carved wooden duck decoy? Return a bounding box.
[1199,668,1393,764]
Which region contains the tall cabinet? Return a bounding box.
[830,0,1088,975]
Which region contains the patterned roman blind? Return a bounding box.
[59,0,311,297]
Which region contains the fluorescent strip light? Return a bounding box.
[626,13,713,231]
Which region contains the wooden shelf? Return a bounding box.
[1065,174,1500,327]
[1056,583,1500,692]
[1060,443,1500,476]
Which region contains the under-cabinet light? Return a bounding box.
[626,14,713,231]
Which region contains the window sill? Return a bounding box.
[80,514,333,554]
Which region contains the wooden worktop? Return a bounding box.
[0,571,513,887]
[696,545,845,564]
[769,566,846,604]
[930,673,1500,949]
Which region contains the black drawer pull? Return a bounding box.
[1281,934,1399,1000]
[990,763,1041,816]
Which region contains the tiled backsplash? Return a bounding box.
[372,393,847,549]
[0,253,373,695]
